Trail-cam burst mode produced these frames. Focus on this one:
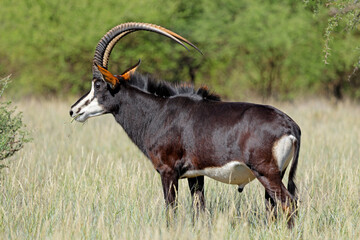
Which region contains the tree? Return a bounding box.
[312,0,360,99]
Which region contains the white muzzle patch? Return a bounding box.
[70,82,106,122]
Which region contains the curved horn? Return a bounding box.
[93,22,202,73]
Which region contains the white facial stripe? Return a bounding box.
[273,135,296,171]
[181,161,255,187]
[71,82,95,114]
[70,82,106,122]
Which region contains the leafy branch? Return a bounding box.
[0,76,30,162]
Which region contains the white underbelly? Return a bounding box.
[181,161,256,187]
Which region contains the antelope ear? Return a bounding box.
[120,59,141,81]
[96,64,119,87]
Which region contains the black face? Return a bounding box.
[93,78,121,113]
[95,78,111,92]
[94,79,103,90]
[93,78,110,100]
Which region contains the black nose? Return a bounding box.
[69,110,73,116]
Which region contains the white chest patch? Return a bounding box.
[181,161,256,187]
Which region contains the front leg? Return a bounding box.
[159,166,179,208]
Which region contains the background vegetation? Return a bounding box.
[0,76,30,163]
[0,99,358,239]
[1,0,360,100]
[1,1,359,238]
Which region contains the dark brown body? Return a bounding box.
[107,77,301,225]
[146,98,297,172]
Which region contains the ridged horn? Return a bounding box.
[92,22,202,76]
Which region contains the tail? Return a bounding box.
[288,132,300,197]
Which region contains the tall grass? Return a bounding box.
[0,99,359,239]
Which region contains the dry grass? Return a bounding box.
[0,99,359,239]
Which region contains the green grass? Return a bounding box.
[0,99,359,239]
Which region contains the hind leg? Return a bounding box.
[264,170,287,221]
[251,163,296,228]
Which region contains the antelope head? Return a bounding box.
[69,22,201,122]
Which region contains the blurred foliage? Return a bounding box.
[317,0,360,99]
[0,0,359,100]
[0,76,30,163]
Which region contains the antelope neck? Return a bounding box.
[112,85,165,156]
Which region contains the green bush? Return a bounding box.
[0,0,359,100]
[0,76,30,163]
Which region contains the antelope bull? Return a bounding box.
[70,22,301,226]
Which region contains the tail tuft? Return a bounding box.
[288,135,300,197]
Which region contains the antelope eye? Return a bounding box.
[94,80,101,89]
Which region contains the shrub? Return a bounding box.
[0,76,30,164]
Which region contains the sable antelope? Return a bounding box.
[70,22,301,226]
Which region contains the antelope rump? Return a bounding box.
[69,22,301,227]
